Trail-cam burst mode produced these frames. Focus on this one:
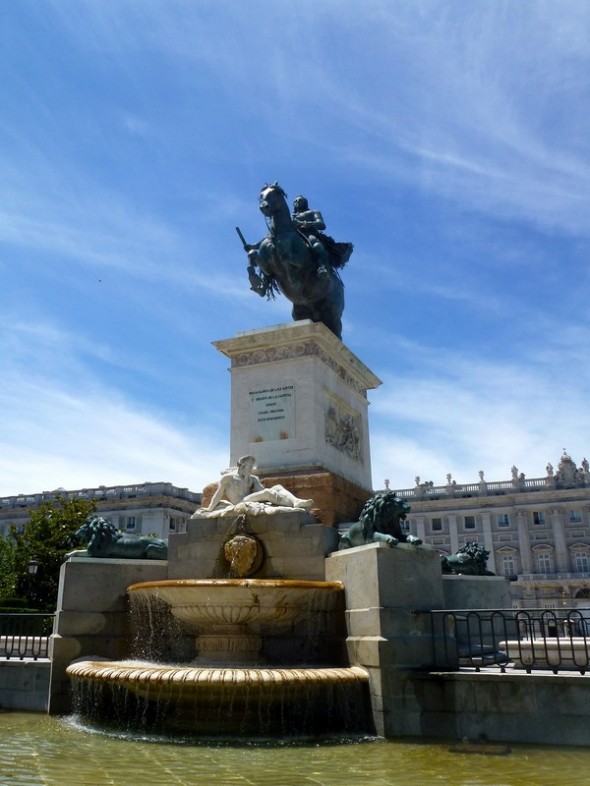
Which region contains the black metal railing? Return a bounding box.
[0,613,54,660]
[423,608,590,675]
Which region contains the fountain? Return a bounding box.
[64,496,374,737]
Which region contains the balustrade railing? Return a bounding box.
[0,613,54,660]
[393,474,566,500]
[423,608,590,675]
[0,482,201,509]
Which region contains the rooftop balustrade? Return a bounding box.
[0,482,201,510]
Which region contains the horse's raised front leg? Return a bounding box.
[247,252,266,297]
[247,240,275,297]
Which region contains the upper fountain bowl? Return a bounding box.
[128,578,344,634]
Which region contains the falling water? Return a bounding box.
[68,580,374,737]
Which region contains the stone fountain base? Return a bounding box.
[67,660,372,736]
[65,576,372,737]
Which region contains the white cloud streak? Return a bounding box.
[0,366,228,497]
[1,2,588,500]
[370,331,590,490]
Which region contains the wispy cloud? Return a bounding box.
[1,2,588,502]
[370,329,590,489]
[0,364,228,497]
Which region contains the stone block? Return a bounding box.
[167,510,335,580]
[442,575,511,610]
[412,710,458,740]
[57,559,168,611]
[472,677,537,714]
[49,633,82,664]
[363,665,426,730]
[544,680,590,715]
[326,543,444,611]
[345,607,433,639]
[53,610,108,636]
[0,661,50,711]
[255,469,373,526]
[346,635,435,670]
[263,557,326,581]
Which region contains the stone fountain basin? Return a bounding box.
[127,578,345,634]
[66,660,368,703]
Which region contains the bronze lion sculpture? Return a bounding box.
[66,516,168,560]
[339,491,422,550]
[441,541,494,575]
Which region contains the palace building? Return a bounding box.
[391,451,590,610]
[0,482,201,541]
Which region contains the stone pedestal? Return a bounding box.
[168,509,338,581]
[325,543,445,737]
[202,468,373,526]
[442,575,511,610]
[48,557,168,714]
[212,321,381,509]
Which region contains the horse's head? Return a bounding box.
[259,182,288,218]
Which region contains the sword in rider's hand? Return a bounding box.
[236,226,264,294]
[236,226,252,254]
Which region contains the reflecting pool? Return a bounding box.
[1,712,587,786]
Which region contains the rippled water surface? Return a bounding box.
[1,712,588,786]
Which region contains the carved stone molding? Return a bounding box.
[231,341,368,397]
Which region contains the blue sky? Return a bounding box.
[1,1,589,496]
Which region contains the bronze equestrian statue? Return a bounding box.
[237,183,352,339]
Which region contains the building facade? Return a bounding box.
[391,452,590,609]
[0,482,202,541]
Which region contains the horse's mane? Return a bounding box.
[260,182,287,199]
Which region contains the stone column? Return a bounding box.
[551,508,569,573]
[447,515,459,554]
[481,512,496,574]
[516,512,532,573]
[325,543,445,737]
[413,514,426,543]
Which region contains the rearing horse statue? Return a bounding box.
[238,183,350,339]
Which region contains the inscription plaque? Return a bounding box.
[249,383,295,443]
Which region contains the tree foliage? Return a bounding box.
[11,495,96,611]
[0,535,17,600]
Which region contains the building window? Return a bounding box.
[169,516,186,534]
[497,514,510,527]
[500,554,516,577]
[464,515,476,530]
[535,552,553,574]
[569,510,583,523]
[533,511,545,525]
[431,517,442,532]
[125,516,136,531]
[574,552,590,573]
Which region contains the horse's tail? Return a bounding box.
[330,240,353,269]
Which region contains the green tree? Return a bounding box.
[12,495,96,611]
[0,535,17,601]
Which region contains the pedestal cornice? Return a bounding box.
[213,321,381,397]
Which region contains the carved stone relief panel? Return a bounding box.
[324,391,363,463]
